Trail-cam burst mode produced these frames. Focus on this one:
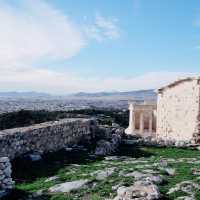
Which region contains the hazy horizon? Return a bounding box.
[0,0,199,94]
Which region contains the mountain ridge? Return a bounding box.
[0,89,157,100]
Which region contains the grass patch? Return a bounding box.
[6,146,200,200]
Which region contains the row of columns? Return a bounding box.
[125,104,153,135]
[138,111,153,134]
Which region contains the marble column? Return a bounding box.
[140,112,144,134]
[149,111,153,133]
[125,103,135,135]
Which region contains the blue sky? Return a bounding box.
[0,0,200,94]
[55,0,200,76]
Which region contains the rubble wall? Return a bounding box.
[157,79,200,143]
[0,118,96,159]
[0,157,14,192]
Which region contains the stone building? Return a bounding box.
[125,102,157,137]
[126,77,200,144]
[156,77,200,143]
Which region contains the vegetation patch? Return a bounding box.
[0,108,129,130]
[3,146,199,200]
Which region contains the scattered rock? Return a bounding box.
[112,184,122,191]
[167,181,200,195]
[159,159,168,167]
[95,132,121,156]
[135,164,153,169]
[44,176,58,182]
[32,189,43,198]
[91,167,116,180]
[48,179,89,193]
[192,168,200,176]
[113,180,161,200]
[88,154,97,159]
[164,168,176,176]
[124,171,163,184]
[176,196,196,200]
[196,146,200,151]
[71,164,80,167]
[166,158,176,163]
[122,160,148,165]
[65,147,73,152]
[105,156,119,161]
[142,169,158,174]
[95,140,113,156]
[112,123,120,128]
[27,153,42,162]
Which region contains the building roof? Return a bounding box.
[157,76,200,93]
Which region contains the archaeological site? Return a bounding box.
[1,1,200,199]
[1,77,200,200]
[126,77,200,145]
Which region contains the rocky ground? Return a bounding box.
[3,144,200,200]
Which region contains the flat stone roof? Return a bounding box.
[157,76,200,93]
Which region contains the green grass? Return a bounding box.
[142,147,200,199]
[5,146,200,200]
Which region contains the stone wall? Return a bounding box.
[0,118,96,159]
[157,78,200,143]
[0,157,14,194]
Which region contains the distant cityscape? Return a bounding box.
[0,90,157,114]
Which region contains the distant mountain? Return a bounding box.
[70,89,157,101]
[0,89,157,101]
[0,92,52,98]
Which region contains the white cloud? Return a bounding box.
[0,1,193,94]
[95,14,120,39]
[0,0,85,68]
[84,14,120,41]
[82,71,194,92]
[0,70,194,94]
[84,25,103,42]
[0,0,124,94]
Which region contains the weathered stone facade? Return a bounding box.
[125,77,200,145]
[156,77,200,143]
[0,118,97,159]
[0,157,14,194]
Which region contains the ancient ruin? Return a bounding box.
[156,77,200,144]
[1,77,200,199]
[126,77,200,144]
[125,102,157,137]
[0,118,97,159]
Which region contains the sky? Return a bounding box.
[0,0,200,94]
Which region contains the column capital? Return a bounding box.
[129,103,134,111]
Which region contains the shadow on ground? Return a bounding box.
[7,144,155,200]
[12,149,98,183]
[1,189,51,200]
[117,144,154,158]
